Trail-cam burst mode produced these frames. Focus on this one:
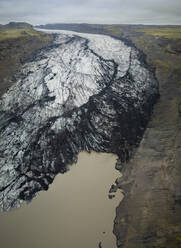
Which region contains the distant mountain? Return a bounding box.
[4,22,32,29]
[35,23,105,34]
[36,23,181,34]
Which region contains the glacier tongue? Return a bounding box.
[0,31,158,211]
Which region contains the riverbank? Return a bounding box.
[112,27,181,248]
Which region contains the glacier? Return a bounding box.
[0,30,158,211]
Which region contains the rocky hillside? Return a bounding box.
[0,22,53,96]
[110,26,181,248]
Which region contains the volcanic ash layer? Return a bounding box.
[0,31,158,211]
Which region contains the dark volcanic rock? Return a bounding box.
[112,32,181,248]
[0,30,158,211]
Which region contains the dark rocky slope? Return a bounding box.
[113,34,181,248]
[114,83,181,247]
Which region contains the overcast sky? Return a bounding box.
[0,0,181,25]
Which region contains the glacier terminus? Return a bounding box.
[0,30,158,211]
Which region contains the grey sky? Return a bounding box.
[0,0,181,25]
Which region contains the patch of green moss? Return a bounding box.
[175,233,181,248]
[165,232,181,248]
[136,27,181,39]
[177,235,181,242]
[0,25,52,42]
[103,25,123,36]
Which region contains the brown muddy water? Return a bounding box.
[0,152,123,248]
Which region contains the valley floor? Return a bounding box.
[1,23,181,248]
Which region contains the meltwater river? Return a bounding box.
[0,152,122,248]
